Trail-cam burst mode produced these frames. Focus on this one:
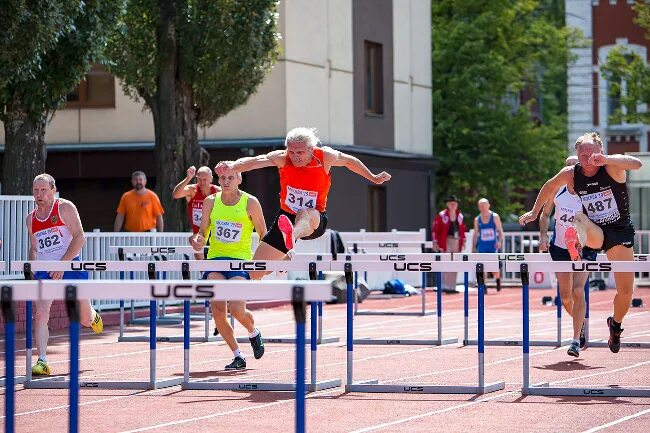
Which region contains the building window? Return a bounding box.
[607,77,621,121]
[364,41,383,115]
[367,185,387,231]
[64,64,115,109]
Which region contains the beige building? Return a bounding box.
[1,0,434,232]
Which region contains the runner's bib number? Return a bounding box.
[555,206,576,227]
[192,207,202,226]
[480,228,495,241]
[214,220,243,243]
[34,228,65,255]
[581,189,620,224]
[285,186,317,213]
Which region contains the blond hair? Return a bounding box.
[574,132,604,151]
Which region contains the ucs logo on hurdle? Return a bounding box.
[393,262,432,272]
[152,284,222,299]
[498,254,525,261]
[70,262,107,271]
[150,247,176,253]
[380,254,406,261]
[571,263,612,272]
[228,262,267,271]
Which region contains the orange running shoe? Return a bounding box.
[564,226,582,261]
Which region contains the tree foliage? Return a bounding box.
[600,2,650,125]
[1,0,122,194]
[105,0,280,231]
[432,0,576,219]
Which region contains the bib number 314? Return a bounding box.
[285,186,317,213]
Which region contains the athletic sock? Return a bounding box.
[38,356,47,363]
[612,319,622,330]
[248,328,260,338]
[572,339,580,345]
[233,349,243,359]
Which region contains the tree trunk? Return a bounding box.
[151,0,201,232]
[2,99,47,195]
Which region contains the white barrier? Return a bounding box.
[1,279,330,433]
[508,261,650,397]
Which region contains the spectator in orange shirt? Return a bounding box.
[114,171,165,232]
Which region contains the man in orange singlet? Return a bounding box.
[215,127,391,268]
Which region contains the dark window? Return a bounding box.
[65,64,115,109]
[367,185,387,231]
[607,77,621,120]
[364,41,383,115]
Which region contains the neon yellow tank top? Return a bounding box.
[207,191,254,260]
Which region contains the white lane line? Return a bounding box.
[579,407,650,433]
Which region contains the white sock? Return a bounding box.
[248,328,260,338]
[38,355,47,363]
[233,349,243,359]
[572,339,580,345]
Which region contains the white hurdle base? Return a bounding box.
[118,335,224,343]
[353,337,458,346]
[234,336,340,345]
[464,339,572,347]
[587,340,650,349]
[355,310,436,317]
[0,376,26,387]
[182,378,341,392]
[524,383,650,397]
[23,376,183,390]
[345,381,505,394]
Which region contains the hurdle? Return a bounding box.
[11,260,184,390]
[1,279,330,433]
[111,245,223,343]
[586,254,650,349]
[456,253,573,347]
[0,261,25,388]
[174,259,341,391]
[507,260,650,397]
[334,255,457,346]
[346,241,439,317]
[333,259,505,393]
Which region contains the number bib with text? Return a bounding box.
[581,189,620,224]
[214,220,243,243]
[480,228,496,241]
[284,186,317,213]
[555,206,577,227]
[34,227,65,255]
[192,206,203,226]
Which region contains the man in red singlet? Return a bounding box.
[215,127,391,272]
[173,166,220,259]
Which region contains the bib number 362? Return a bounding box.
[285,186,317,213]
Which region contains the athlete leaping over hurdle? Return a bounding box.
[520,132,643,353]
[214,127,391,273]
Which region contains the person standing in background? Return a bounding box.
[114,171,164,232]
[432,195,466,291]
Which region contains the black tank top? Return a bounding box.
[573,164,630,228]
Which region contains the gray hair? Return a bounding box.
[33,173,56,189]
[285,127,320,148]
[131,170,146,179]
[565,155,579,166]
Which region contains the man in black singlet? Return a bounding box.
[519,132,642,353]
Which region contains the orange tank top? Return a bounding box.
[279,148,331,213]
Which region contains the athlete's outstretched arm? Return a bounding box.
[589,153,643,171]
[326,148,391,184]
[215,151,285,176]
[519,167,573,225]
[172,166,197,199]
[538,196,555,252]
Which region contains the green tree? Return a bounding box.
[432,0,574,219]
[106,0,279,231]
[1,0,121,194]
[600,2,650,125]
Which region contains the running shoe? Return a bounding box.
[277,214,294,251]
[567,341,580,358]
[225,356,247,370]
[564,226,582,261]
[607,316,623,354]
[579,322,586,348]
[249,329,265,359]
[90,311,103,334]
[32,359,51,376]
